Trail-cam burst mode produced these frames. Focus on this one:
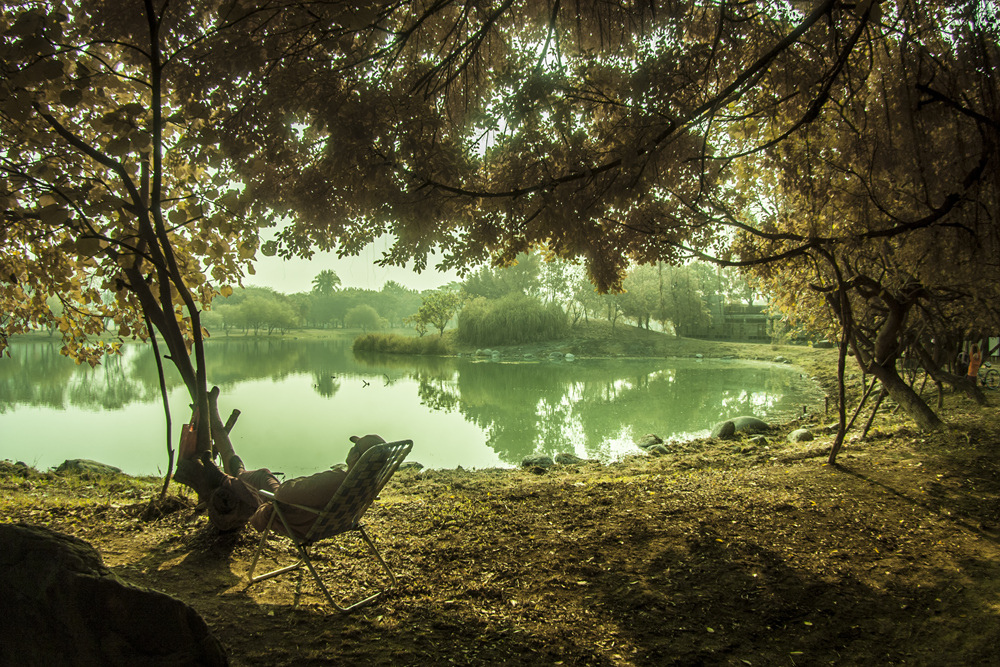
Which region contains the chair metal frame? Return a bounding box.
[246,439,412,612]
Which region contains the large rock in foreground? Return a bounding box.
[0,523,227,666]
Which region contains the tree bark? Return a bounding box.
[207,386,239,471]
[867,361,944,430]
[861,389,887,440]
[828,343,849,463]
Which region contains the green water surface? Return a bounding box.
[0,338,825,476]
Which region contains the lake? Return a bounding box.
[0,337,826,477]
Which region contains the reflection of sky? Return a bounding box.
[1,340,825,475]
[720,389,780,414]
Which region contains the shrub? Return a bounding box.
[353,333,451,355]
[457,293,568,347]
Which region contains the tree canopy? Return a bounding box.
[725,0,999,442]
[5,1,995,348]
[2,0,998,482]
[210,1,996,289]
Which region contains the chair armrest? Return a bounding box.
[258,488,325,516]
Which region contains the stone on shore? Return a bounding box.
[788,428,815,443]
[710,416,770,439]
[521,454,555,469]
[635,434,664,449]
[711,420,736,439]
[55,459,123,477]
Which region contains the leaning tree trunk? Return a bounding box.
[867,361,944,431]
[849,277,944,432]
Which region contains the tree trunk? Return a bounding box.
[172,386,240,503]
[846,377,878,432]
[861,389,887,440]
[208,386,239,471]
[868,362,944,431]
[828,335,850,464]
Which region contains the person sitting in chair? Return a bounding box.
[203,434,387,533]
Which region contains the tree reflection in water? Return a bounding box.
[1,339,823,469]
[413,358,818,464]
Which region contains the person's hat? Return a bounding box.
[348,434,386,460]
[349,434,386,448]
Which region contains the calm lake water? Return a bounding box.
[0,337,825,476]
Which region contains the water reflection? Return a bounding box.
[0,338,823,472]
[0,342,160,412]
[438,358,812,463]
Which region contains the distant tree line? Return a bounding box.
[201,276,423,336]
[200,259,759,345]
[457,254,758,345]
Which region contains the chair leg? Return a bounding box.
[248,511,304,583]
[247,520,400,613]
[358,525,398,589]
[298,526,399,613]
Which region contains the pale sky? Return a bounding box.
[243,238,461,294]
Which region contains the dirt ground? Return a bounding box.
[4,339,1000,666]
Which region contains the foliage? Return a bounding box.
[375,281,423,328]
[689,264,757,308]
[206,287,297,335]
[230,0,956,295]
[457,294,568,347]
[617,266,660,330]
[4,0,998,477]
[404,313,429,338]
[311,270,342,295]
[239,295,297,335]
[200,283,424,334]
[0,0,277,473]
[462,254,543,300]
[353,332,450,355]
[721,1,1000,440]
[307,292,348,329]
[345,304,380,332]
[409,289,465,337]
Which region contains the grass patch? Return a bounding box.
[353,332,451,355]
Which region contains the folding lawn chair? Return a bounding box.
[247,439,413,612]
